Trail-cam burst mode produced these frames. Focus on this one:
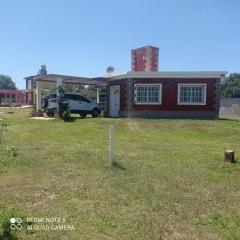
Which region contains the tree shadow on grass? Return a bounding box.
[62,116,76,122]
[63,116,97,122]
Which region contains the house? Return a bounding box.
[0,89,32,106]
[104,45,226,119]
[24,45,227,119]
[106,71,225,119]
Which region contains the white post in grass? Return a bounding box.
[109,125,115,167]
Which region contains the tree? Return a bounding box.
[221,73,240,98]
[63,84,97,101]
[64,83,85,93]
[57,86,71,121]
[82,85,97,101]
[0,75,17,90]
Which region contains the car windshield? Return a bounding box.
[47,93,91,102]
[65,94,91,102]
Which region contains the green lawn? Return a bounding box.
[0,107,240,240]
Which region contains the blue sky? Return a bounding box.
[0,0,239,89]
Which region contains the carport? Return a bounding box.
[33,74,108,111]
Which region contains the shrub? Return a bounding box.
[57,86,71,121]
[0,206,24,240]
[30,104,37,117]
[7,146,18,158]
[0,119,7,144]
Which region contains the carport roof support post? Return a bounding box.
[56,78,63,112]
[97,88,100,103]
[36,80,42,111]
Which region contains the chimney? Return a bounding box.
[131,45,159,72]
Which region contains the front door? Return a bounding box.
[110,85,120,117]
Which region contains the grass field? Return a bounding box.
[0,107,240,240]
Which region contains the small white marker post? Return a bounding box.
[109,125,115,167]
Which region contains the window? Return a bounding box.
[135,84,162,104]
[178,84,206,105]
[76,95,90,102]
[65,94,89,102]
[65,94,77,101]
[48,94,57,99]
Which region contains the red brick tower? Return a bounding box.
[131,45,159,72]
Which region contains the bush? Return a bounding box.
[7,146,18,158]
[0,206,25,240]
[0,119,7,144]
[57,86,71,121]
[30,104,37,117]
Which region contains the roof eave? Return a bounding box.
[109,71,228,80]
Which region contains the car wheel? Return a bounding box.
[91,108,100,118]
[80,112,87,118]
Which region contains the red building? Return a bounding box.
[0,90,32,106]
[106,45,226,119]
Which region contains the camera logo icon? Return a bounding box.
[10,218,22,230]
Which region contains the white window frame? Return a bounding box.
[134,84,162,105]
[178,83,207,105]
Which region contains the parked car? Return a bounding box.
[41,93,101,118]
